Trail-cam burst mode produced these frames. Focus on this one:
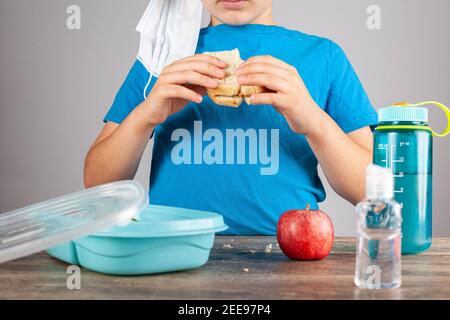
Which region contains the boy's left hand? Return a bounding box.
[236,56,322,135]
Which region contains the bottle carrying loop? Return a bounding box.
[376,101,450,137]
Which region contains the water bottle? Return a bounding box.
[355,165,402,289]
[373,101,450,254]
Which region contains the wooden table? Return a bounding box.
[0,237,449,300]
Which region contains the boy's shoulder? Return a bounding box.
[277,26,342,53]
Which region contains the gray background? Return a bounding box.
[1,0,449,236]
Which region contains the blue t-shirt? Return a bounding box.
[104,24,378,235]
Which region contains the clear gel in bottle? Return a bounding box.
[354,164,402,289]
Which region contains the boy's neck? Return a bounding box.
[210,8,276,26]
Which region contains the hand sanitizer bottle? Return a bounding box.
[354,164,402,289]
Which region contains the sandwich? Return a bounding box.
[203,48,266,107]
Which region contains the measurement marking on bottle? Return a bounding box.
[377,145,406,183]
[392,156,404,163]
[377,145,389,166]
[394,187,404,194]
[393,172,405,178]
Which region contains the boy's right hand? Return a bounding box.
[142,54,227,127]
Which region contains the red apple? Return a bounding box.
[277,204,334,260]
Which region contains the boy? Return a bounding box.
[84,0,377,235]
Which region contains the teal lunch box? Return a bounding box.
[47,205,228,275]
[0,181,227,276]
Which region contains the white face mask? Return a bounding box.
[136,0,203,98]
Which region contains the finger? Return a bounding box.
[236,62,292,81]
[160,85,203,103]
[173,54,227,68]
[248,93,279,106]
[240,56,295,73]
[160,70,219,89]
[241,55,289,68]
[237,73,287,92]
[165,60,226,79]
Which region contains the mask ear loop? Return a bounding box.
[142,0,170,100]
[143,39,168,100]
[143,73,154,100]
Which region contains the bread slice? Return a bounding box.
[240,85,266,96]
[209,95,243,107]
[203,48,266,107]
[241,85,266,105]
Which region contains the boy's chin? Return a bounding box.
[214,12,260,26]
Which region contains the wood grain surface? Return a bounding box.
[0,237,449,300]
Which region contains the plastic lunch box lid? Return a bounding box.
[0,181,147,264]
[91,205,228,238]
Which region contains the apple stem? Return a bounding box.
[306,203,310,211]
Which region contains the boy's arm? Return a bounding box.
[304,110,373,204]
[83,105,155,188]
[84,54,226,188]
[237,56,372,205]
